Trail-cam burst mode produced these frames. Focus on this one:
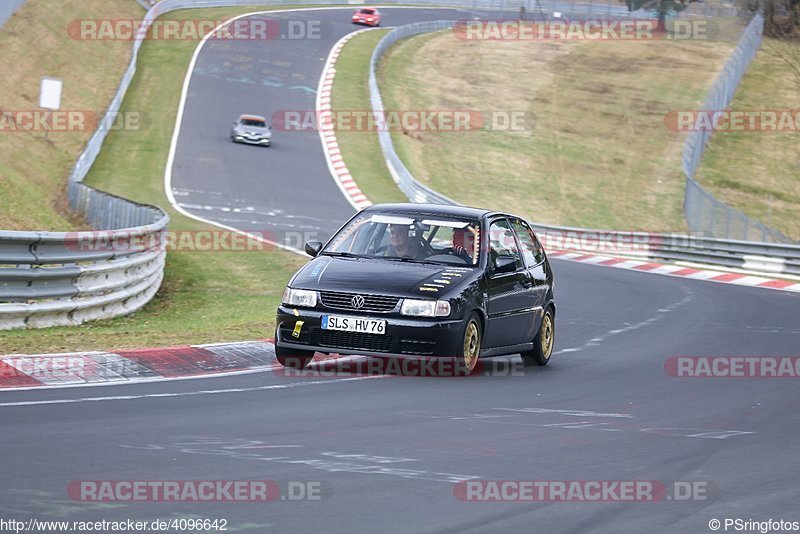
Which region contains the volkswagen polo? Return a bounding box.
[274,204,555,373]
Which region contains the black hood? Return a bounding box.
[290,256,475,297]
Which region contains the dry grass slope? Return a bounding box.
[0,0,143,230]
[379,30,737,231]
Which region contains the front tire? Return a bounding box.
[275,343,313,369]
[457,313,482,375]
[522,307,555,366]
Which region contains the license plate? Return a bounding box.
[321,315,386,335]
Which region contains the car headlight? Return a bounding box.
[401,299,451,318]
[282,288,317,308]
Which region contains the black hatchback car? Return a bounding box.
[275,204,555,373]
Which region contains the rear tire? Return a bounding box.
[275,342,313,369]
[522,307,555,366]
[457,313,482,375]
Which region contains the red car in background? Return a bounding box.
[352,8,381,27]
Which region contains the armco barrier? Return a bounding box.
[367,19,800,276]
[527,223,800,276]
[0,194,168,330]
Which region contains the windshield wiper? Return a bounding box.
[383,257,448,266]
[320,251,367,258]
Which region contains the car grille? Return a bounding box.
[319,291,399,313]
[314,328,394,353]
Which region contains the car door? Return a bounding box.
[510,218,549,336]
[483,217,537,349]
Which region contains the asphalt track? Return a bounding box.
[2,7,800,534]
[168,7,501,246]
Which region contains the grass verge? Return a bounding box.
[693,37,800,241]
[374,31,741,232]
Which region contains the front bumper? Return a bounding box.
[276,305,464,358]
[233,135,270,145]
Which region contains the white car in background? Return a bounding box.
[231,114,272,146]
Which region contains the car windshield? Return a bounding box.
[359,9,375,15]
[323,212,481,266]
[241,119,266,127]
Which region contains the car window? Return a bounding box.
[324,212,480,266]
[489,218,522,271]
[511,219,545,266]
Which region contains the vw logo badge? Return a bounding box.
[351,295,365,309]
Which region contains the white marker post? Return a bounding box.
[39,77,63,139]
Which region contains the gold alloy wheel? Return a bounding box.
[541,312,554,359]
[463,320,480,371]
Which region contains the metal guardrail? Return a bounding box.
[526,222,800,276]
[0,191,168,330]
[368,19,800,277]
[0,232,166,330]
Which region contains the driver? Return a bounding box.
[386,224,425,259]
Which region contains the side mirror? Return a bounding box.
[492,256,517,274]
[305,241,323,257]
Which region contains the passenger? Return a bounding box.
[386,224,425,259]
[452,227,476,262]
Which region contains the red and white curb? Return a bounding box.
[317,29,381,211]
[0,340,278,390]
[548,249,800,293]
